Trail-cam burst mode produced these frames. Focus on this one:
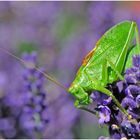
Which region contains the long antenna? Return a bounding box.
[0,47,68,92]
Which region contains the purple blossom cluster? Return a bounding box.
[0,52,48,138]
[0,57,23,138]
[91,55,140,139]
[20,52,49,138]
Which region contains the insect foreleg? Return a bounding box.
[68,84,92,107]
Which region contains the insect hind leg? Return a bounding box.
[105,57,124,81]
[92,84,131,119]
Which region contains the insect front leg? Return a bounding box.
[68,84,92,107]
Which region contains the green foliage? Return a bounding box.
[17,42,38,55]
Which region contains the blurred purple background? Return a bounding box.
[0,1,140,139]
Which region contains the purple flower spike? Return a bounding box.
[22,51,37,69]
[103,97,112,106]
[121,119,138,137]
[136,95,140,107]
[121,96,137,109]
[133,55,140,68]
[128,109,139,119]
[125,75,137,84]
[90,52,140,138]
[116,81,125,93]
[125,68,136,75]
[91,91,108,105]
[111,133,121,139]
[19,52,49,138]
[136,71,140,81]
[125,85,140,96]
[98,105,111,124]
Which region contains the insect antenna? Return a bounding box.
[0,47,68,92]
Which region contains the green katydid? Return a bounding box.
[0,20,139,119]
[68,20,140,118]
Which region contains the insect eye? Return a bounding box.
[68,84,77,93]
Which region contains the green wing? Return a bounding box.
[81,21,135,83]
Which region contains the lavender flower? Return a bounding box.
[0,52,48,138]
[0,54,23,138]
[98,105,111,124]
[91,55,140,139]
[19,52,48,138]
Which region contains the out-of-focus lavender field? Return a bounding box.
[0,1,139,139]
